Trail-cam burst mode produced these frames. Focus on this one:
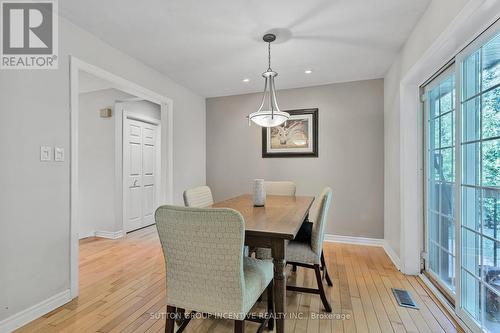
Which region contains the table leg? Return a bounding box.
[271,239,286,333]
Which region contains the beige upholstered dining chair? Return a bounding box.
[183,185,214,208]
[184,185,252,258]
[286,187,333,312]
[264,181,296,196]
[155,205,274,333]
[255,181,297,260]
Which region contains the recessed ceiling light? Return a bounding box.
[304,69,313,74]
[242,78,250,82]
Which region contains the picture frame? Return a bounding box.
[262,108,318,158]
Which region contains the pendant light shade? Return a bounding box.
[247,34,289,127]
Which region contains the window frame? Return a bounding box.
[422,63,457,304]
[422,19,500,333]
[455,20,500,333]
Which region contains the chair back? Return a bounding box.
[307,191,322,224]
[310,187,333,256]
[155,205,246,315]
[264,181,296,196]
[183,185,214,208]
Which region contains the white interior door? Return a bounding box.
[123,116,159,232]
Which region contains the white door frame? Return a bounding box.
[397,1,499,332]
[121,109,162,232]
[398,0,500,276]
[69,56,174,298]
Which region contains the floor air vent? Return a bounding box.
[392,288,418,309]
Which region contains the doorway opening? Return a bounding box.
[69,57,174,298]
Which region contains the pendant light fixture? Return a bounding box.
[247,34,289,127]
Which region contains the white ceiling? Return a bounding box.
[60,0,430,97]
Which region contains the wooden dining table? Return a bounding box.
[211,194,315,333]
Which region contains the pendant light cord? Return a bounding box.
[267,42,271,71]
[268,41,273,115]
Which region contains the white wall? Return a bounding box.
[384,56,403,260]
[78,89,162,238]
[384,0,499,272]
[384,0,469,261]
[0,15,205,325]
[123,100,162,120]
[79,89,132,238]
[207,79,384,238]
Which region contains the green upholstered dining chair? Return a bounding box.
[183,185,214,208]
[286,187,333,312]
[155,205,274,333]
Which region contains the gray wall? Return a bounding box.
[206,79,384,238]
[0,16,205,322]
[78,89,161,238]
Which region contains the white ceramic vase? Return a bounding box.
[253,179,266,207]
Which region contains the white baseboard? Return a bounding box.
[95,230,124,239]
[0,289,71,333]
[78,230,95,239]
[382,242,401,271]
[324,233,384,246]
[324,234,401,270]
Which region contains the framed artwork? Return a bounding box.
[262,108,318,158]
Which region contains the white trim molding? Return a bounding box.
[324,234,384,246]
[382,242,401,271]
[324,234,401,270]
[95,230,125,240]
[70,56,174,299]
[0,289,71,333]
[78,230,96,239]
[398,0,500,276]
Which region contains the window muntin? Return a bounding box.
[426,72,457,293]
[459,30,500,333]
[424,25,499,333]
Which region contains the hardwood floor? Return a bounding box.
[16,226,464,333]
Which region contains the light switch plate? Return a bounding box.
[40,146,52,161]
[55,147,64,162]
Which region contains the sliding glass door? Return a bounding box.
[424,68,457,297]
[458,29,500,333]
[424,22,499,333]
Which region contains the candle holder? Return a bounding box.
[253,179,266,207]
